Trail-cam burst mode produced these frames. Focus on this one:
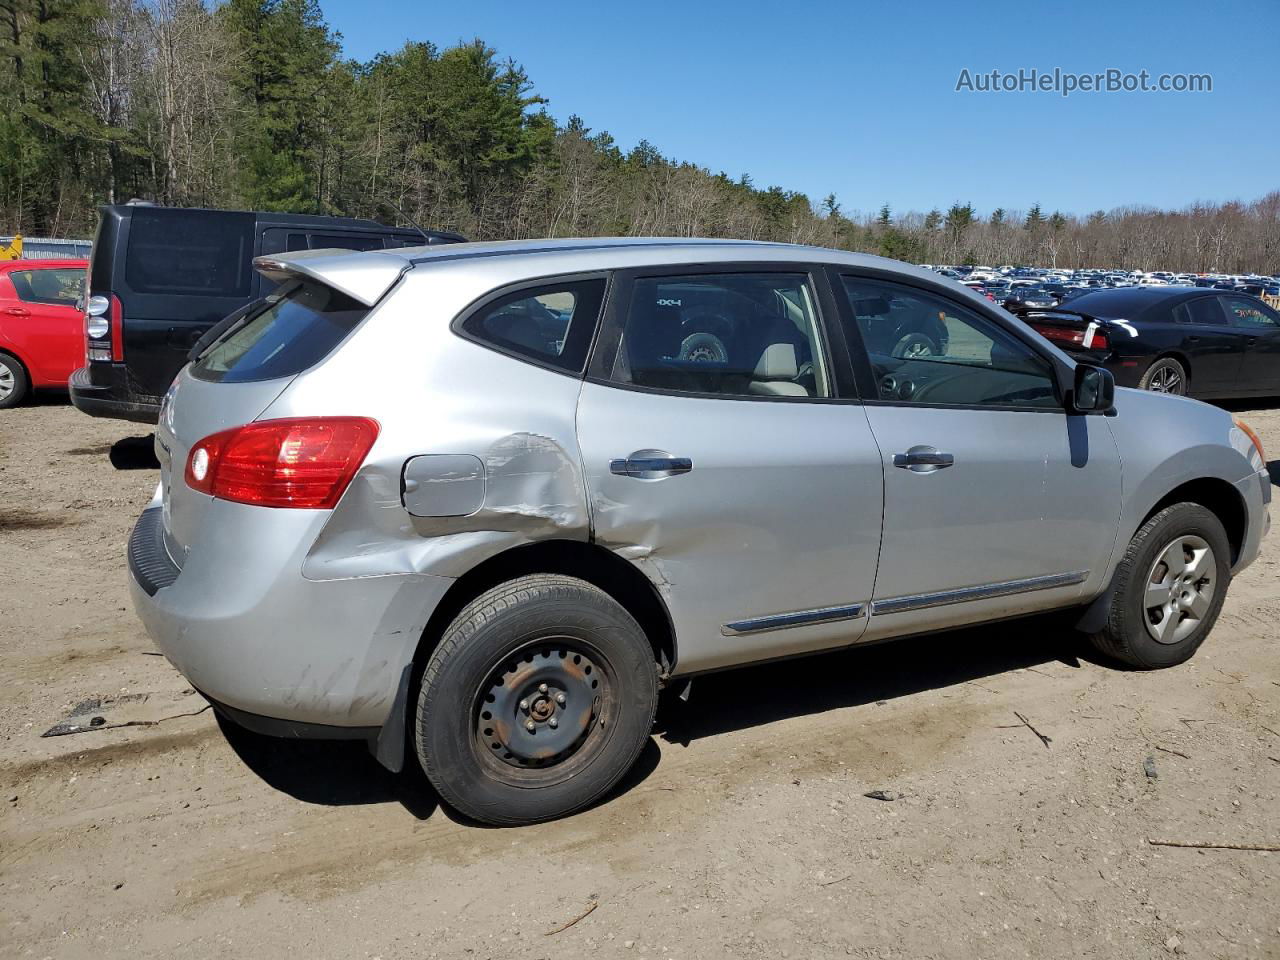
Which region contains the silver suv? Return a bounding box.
[128,238,1271,824]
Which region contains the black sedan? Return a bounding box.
[1008,287,1280,398]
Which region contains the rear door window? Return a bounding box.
[1172,297,1227,325]
[9,268,85,307]
[125,208,254,298]
[606,273,831,399]
[190,280,367,383]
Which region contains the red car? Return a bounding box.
[0,259,88,408]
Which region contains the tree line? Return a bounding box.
[3,0,1278,274]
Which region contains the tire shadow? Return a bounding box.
[215,712,439,820]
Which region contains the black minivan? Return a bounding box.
[69,204,465,422]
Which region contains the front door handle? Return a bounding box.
[892,446,955,473]
[4,306,30,317]
[609,449,693,479]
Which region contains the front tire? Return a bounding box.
[0,353,29,409]
[1089,503,1230,669]
[415,575,659,825]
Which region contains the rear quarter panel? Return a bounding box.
[259,262,592,584]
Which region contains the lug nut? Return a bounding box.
[539,683,548,693]
[525,720,536,732]
[519,698,529,710]
[549,718,558,728]
[555,693,566,705]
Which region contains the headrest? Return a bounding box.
[29,272,61,298]
[754,342,799,380]
[486,312,546,354]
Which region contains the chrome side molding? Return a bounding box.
[871,570,1089,616]
[722,602,865,636]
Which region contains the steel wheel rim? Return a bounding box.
[684,344,720,362]
[472,638,615,786]
[680,332,727,364]
[1143,534,1215,644]
[1149,363,1184,395]
[0,362,13,401]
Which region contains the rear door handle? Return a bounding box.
[609,450,693,479]
[892,446,955,473]
[4,306,29,317]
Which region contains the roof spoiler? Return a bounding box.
[253,249,409,307]
[1020,308,1098,325]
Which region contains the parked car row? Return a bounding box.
[926,263,1280,297]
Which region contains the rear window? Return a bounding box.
[309,234,384,251]
[125,208,254,297]
[191,280,367,383]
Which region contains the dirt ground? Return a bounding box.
[1,396,1278,960]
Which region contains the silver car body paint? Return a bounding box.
[130,238,1270,735]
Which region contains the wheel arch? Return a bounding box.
[1145,350,1192,387]
[0,348,31,402]
[376,539,677,774]
[0,348,31,380]
[1077,474,1246,635]
[1141,476,1246,565]
[412,539,677,683]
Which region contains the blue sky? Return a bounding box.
[319,0,1278,218]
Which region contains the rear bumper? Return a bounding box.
[69,364,160,424]
[127,499,454,730]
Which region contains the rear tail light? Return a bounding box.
[1030,322,1109,350]
[85,293,124,362]
[185,417,380,509]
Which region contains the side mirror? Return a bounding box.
[1072,363,1115,413]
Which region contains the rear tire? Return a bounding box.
[1089,503,1230,669]
[0,353,29,409]
[414,574,659,825]
[1138,356,1187,395]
